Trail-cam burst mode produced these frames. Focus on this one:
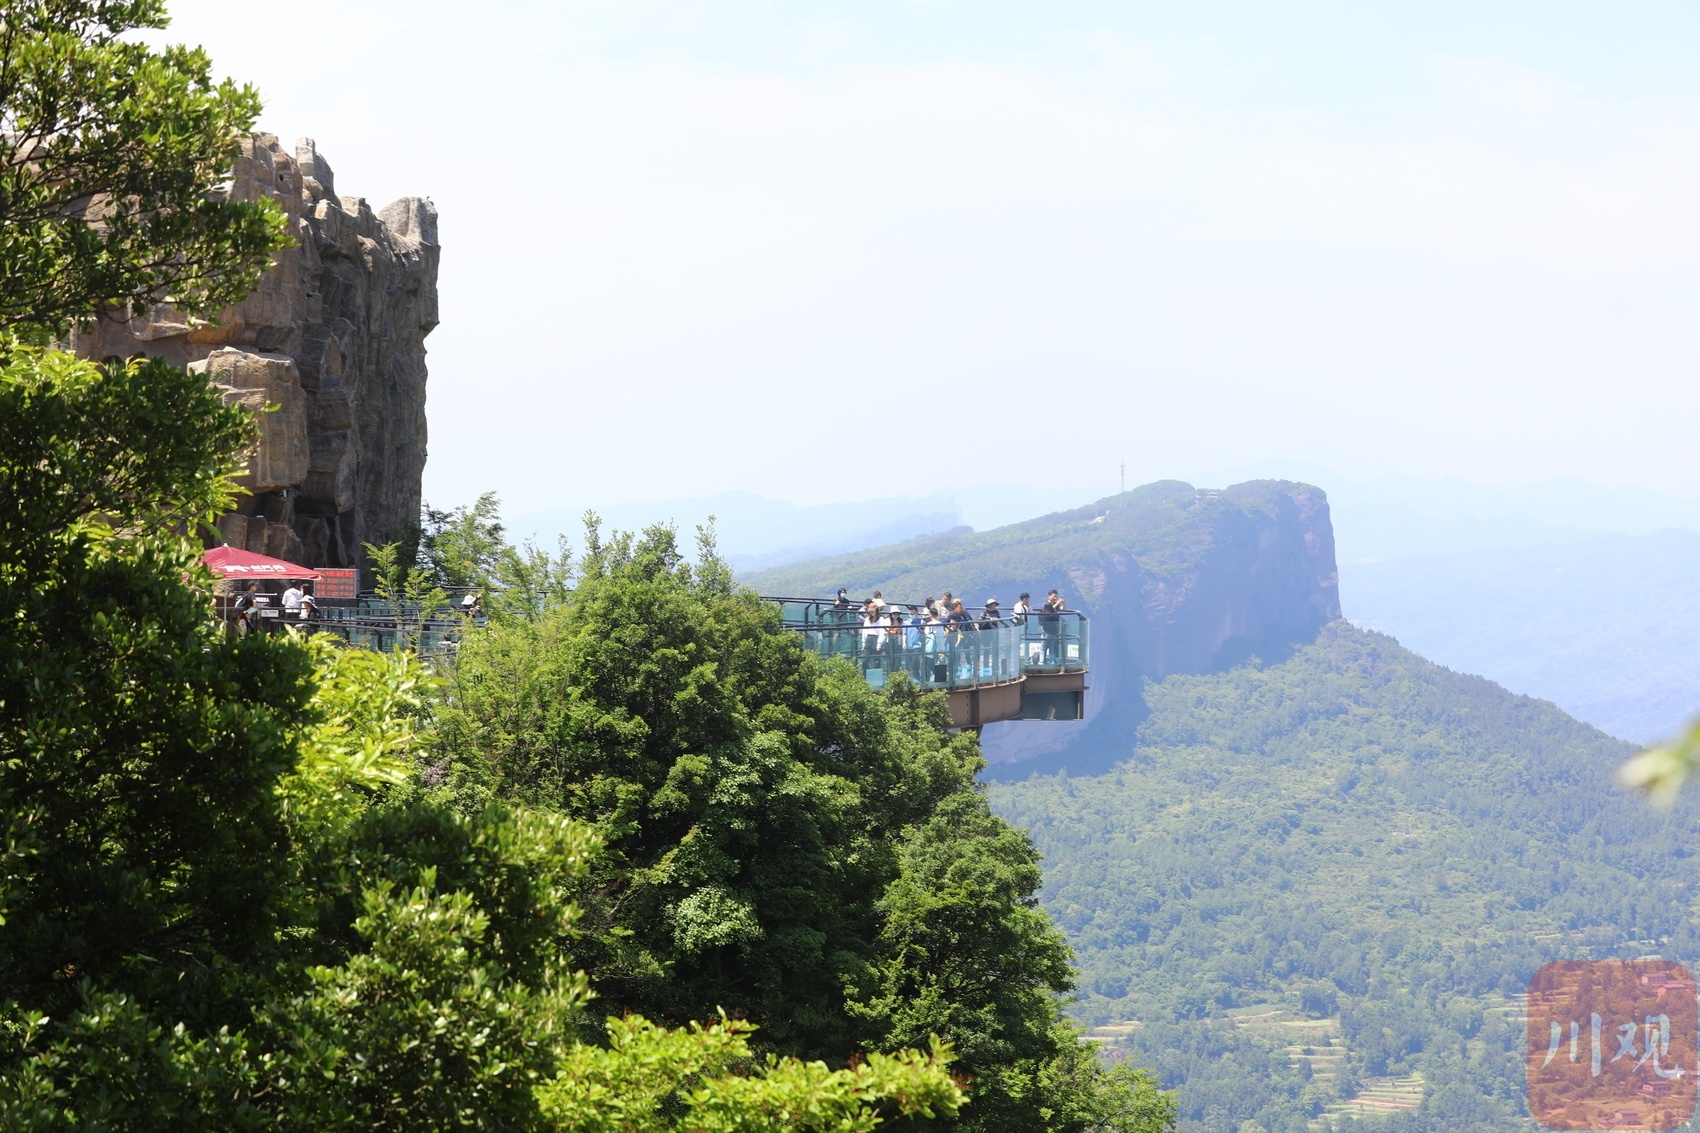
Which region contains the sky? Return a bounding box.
[154,1,1700,517]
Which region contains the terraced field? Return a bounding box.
[1223,1005,1431,1127]
[1226,1005,1346,1081]
[1083,1019,1142,1044]
[1325,1073,1426,1122]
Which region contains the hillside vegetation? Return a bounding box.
[991,623,1695,1133]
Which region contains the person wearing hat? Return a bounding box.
[978,599,1004,631]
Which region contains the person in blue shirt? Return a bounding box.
[904,606,924,650]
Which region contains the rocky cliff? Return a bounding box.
[743,480,1342,775]
[75,135,439,568]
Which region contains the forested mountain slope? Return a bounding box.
[991,623,1696,1133]
[745,479,1340,774]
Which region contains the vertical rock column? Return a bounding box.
[74,135,439,569]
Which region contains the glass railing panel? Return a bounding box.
[1016,611,1089,673]
[788,620,1026,691]
[765,597,851,627]
[765,598,1091,693]
[791,598,835,626]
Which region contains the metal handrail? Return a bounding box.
[236,601,483,657]
[763,595,1085,623]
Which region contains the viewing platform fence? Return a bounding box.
[247,588,1085,725]
[762,597,1088,693]
[247,596,481,657]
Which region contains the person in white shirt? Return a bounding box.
[281,583,304,614]
[860,607,884,659]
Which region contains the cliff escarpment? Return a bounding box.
[743,480,1341,775]
[75,135,438,568]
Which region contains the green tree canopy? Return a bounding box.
[417,491,575,621]
[431,517,1174,1131]
[421,491,507,590]
[0,343,966,1132]
[0,345,308,1025]
[0,0,289,337]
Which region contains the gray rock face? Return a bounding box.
[190,348,311,494]
[75,135,439,569]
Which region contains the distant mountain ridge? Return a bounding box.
[537,474,1700,747]
[743,479,1341,775]
[1345,528,1700,743]
[509,491,962,573]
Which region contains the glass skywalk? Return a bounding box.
[764,597,1088,694]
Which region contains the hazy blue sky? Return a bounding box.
[156,2,1700,515]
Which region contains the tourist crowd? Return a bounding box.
[814,587,1074,680]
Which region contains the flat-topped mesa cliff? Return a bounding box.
[74,135,439,569]
[744,480,1341,775]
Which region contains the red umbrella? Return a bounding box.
[202,545,321,581]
